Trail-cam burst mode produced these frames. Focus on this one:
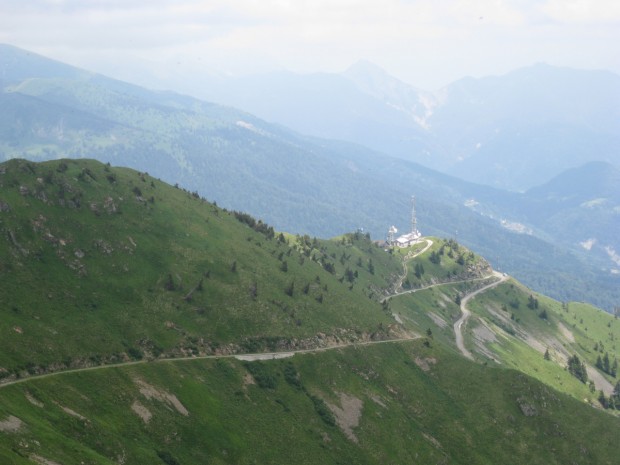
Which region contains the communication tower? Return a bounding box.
[388,225,398,245]
[411,196,417,235]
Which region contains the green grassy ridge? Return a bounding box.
[560,301,620,362]
[462,279,619,401]
[0,341,618,465]
[3,155,613,409]
[379,237,498,352]
[372,241,619,405]
[1,159,619,462]
[388,280,495,350]
[468,280,619,369]
[0,158,404,377]
[397,237,491,288]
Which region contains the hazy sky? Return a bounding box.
[1,0,619,89]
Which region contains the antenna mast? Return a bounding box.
[411,195,417,234]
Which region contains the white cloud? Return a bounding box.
[0,0,618,89]
[540,0,620,23]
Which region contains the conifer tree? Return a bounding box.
[603,352,610,374]
[596,355,603,370]
[567,355,588,383]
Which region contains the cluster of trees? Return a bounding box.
[525,294,549,319]
[567,354,588,384]
[598,381,620,410]
[233,211,275,239]
[427,241,473,267]
[414,263,425,279]
[322,260,336,274]
[282,232,378,284]
[595,351,618,377]
[444,239,460,253]
[429,250,441,264]
[568,350,620,409]
[344,267,358,283]
[244,361,277,389]
[284,280,295,297]
[247,361,336,426]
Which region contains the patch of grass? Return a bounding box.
[1,342,618,464]
[0,159,401,374]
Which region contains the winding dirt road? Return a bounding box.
[384,275,496,303]
[388,239,434,295]
[453,271,508,360]
[0,337,419,390]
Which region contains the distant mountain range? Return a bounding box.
[0,43,618,310]
[190,60,620,192]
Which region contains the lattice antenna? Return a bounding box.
[411,195,417,234]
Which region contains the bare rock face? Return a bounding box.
[517,398,538,417]
[327,393,363,442]
[0,200,10,212]
[0,415,24,433]
[104,196,117,214]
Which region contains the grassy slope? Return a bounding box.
[460,279,620,401]
[1,341,618,465]
[2,158,619,463]
[0,158,402,376]
[386,238,497,352]
[377,241,620,406]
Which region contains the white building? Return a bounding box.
[395,230,421,248]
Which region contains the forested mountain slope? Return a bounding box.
[1,43,618,311]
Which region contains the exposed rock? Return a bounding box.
[0,415,24,432]
[34,189,48,203]
[423,432,443,450]
[131,400,152,424]
[243,373,256,386]
[93,239,114,254]
[7,229,29,256]
[56,403,89,422]
[327,393,363,442]
[517,398,538,417]
[134,378,189,416]
[414,357,437,372]
[428,312,448,329]
[369,395,387,408]
[29,455,61,465]
[25,392,44,408]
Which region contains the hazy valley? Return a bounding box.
[1,42,619,465]
[1,44,619,311]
